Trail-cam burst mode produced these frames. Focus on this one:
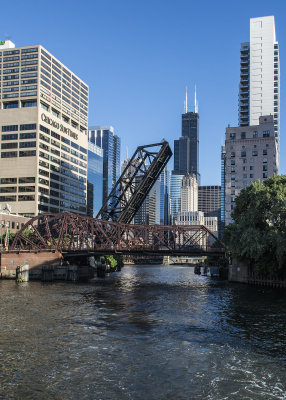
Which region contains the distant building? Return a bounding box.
[181,173,198,212]
[224,115,278,225]
[87,142,103,217]
[88,126,121,204]
[159,167,170,225]
[134,179,160,225]
[176,211,218,236]
[173,88,199,182]
[198,185,221,227]
[170,171,184,224]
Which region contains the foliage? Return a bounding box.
[223,175,286,275]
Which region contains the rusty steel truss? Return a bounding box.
[10,213,226,257]
[96,141,172,223]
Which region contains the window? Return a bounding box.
[263,158,268,163]
[0,187,17,193]
[52,109,59,118]
[51,131,60,140]
[3,101,18,109]
[241,132,246,139]
[241,151,246,157]
[20,141,36,148]
[231,160,235,165]
[1,152,17,158]
[0,178,17,184]
[19,177,35,183]
[243,181,247,186]
[231,182,235,187]
[263,130,270,137]
[263,173,268,179]
[0,195,16,202]
[1,142,18,150]
[263,165,268,171]
[250,174,253,178]
[230,133,236,140]
[40,101,49,111]
[252,151,258,156]
[18,195,35,201]
[231,174,235,180]
[20,132,36,139]
[243,166,246,171]
[243,174,247,179]
[21,100,37,108]
[19,150,36,157]
[2,134,18,141]
[20,123,36,131]
[2,125,18,132]
[250,166,253,170]
[18,186,35,192]
[253,131,258,138]
[263,149,267,156]
[39,125,50,135]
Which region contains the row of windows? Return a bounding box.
[1,141,36,149]
[231,149,268,157]
[1,150,36,158]
[1,123,36,132]
[229,130,271,140]
[0,177,35,184]
[0,195,35,202]
[39,125,87,154]
[0,186,35,193]
[230,157,268,166]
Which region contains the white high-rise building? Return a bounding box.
[239,16,280,148]
[180,173,198,212]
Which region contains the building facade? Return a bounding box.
[170,171,184,224]
[134,179,160,225]
[159,167,170,225]
[224,115,278,225]
[239,16,280,147]
[175,211,218,236]
[87,142,103,217]
[173,89,200,181]
[88,126,120,205]
[0,41,89,217]
[198,185,221,228]
[181,173,198,212]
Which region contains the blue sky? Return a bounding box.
[1,0,285,185]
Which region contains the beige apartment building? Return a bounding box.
[225,115,278,225]
[0,41,89,217]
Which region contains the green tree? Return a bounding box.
[224,175,286,276]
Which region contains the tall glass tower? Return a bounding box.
[88,126,121,204]
[173,88,199,181]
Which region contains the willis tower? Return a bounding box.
[174,87,199,182]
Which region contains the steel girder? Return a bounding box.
[10,212,226,256]
[96,141,172,223]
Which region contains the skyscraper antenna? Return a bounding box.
[184,86,188,113]
[194,85,198,113]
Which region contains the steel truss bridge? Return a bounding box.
[10,213,226,257]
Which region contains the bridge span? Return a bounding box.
[10,212,226,257]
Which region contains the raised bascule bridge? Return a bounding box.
[2,141,226,279]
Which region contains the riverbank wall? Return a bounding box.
[0,252,94,281]
[229,258,286,287]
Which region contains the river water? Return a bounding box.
[0,265,286,400]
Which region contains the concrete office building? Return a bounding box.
[0,41,89,217]
[224,115,278,225]
[198,185,221,219]
[239,16,280,148]
[87,142,103,217]
[88,126,120,204]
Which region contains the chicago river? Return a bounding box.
[0,265,285,399]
